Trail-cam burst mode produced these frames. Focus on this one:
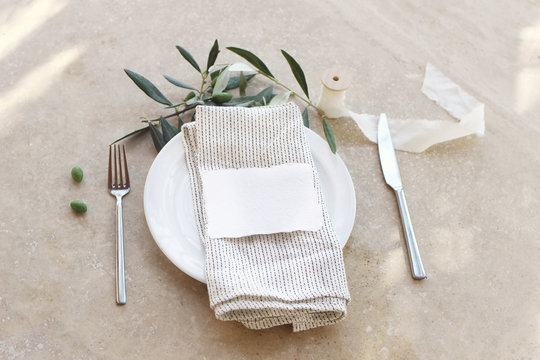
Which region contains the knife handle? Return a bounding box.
[395,189,426,280]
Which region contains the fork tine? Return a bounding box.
[122,145,130,187]
[114,145,119,187]
[108,145,113,188]
[117,144,124,187]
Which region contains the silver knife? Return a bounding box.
[377,113,426,280]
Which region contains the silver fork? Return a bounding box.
[108,144,130,305]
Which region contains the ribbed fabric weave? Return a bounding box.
[181,102,350,331]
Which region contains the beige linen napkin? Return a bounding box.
[182,102,350,331]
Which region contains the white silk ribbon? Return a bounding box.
[319,64,485,152]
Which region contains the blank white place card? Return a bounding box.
[200,163,323,238]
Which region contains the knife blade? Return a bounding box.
[378,113,426,280]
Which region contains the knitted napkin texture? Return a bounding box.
[181,102,350,332]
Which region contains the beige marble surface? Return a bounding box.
[1,0,540,359]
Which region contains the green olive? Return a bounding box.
[212,92,233,104]
[184,91,196,101]
[70,200,87,214]
[71,166,83,182]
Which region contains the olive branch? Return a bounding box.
[115,40,337,153]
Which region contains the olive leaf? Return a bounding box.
[281,50,309,98]
[239,72,247,97]
[221,99,254,107]
[254,85,275,105]
[269,91,291,105]
[149,123,165,152]
[226,73,255,90]
[302,107,309,128]
[124,69,172,106]
[206,40,220,71]
[110,126,149,145]
[165,102,186,109]
[201,97,217,105]
[227,62,256,72]
[176,45,201,73]
[186,97,204,106]
[163,75,197,90]
[221,96,254,104]
[227,47,274,78]
[322,116,337,153]
[160,116,177,143]
[210,69,221,80]
[213,67,230,95]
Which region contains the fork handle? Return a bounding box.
[115,195,127,304]
[395,189,426,280]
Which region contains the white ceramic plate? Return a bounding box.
[143,128,356,283]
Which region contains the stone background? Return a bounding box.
[1,0,539,358]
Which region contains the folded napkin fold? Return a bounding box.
[182,102,350,331]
